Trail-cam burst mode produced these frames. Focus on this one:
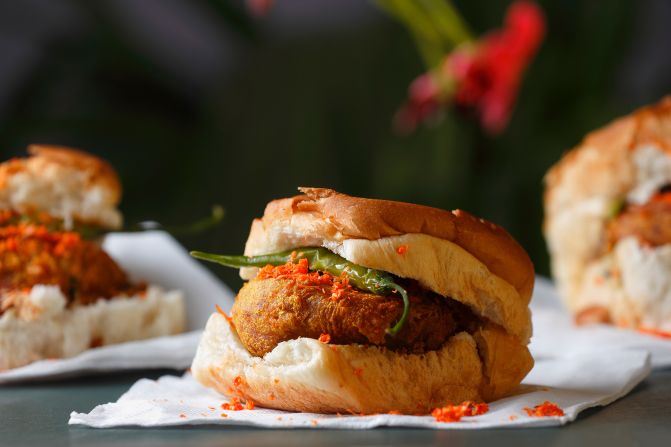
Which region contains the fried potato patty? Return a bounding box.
[607,195,671,248]
[232,277,476,357]
[0,224,141,313]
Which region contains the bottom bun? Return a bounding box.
[191,313,533,414]
[575,237,671,332]
[0,285,185,370]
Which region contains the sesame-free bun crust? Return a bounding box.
[544,96,671,325]
[0,145,122,229]
[192,313,533,414]
[241,188,533,343]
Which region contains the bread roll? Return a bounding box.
[0,145,187,370]
[192,188,534,413]
[0,145,122,230]
[544,96,671,331]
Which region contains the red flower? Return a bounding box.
[396,1,545,134]
[247,0,274,16]
[393,73,443,134]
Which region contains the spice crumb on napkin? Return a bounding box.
[69,348,650,429]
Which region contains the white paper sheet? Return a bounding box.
[531,277,671,368]
[69,348,650,429]
[0,231,234,384]
[69,275,663,429]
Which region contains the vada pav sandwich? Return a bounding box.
[545,97,671,335]
[191,188,534,414]
[0,145,185,370]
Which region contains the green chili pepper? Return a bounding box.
[190,247,410,336]
[607,198,625,220]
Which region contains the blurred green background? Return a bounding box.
[0,0,669,289]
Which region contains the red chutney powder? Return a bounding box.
[639,327,671,339]
[215,304,235,329]
[0,223,81,255]
[221,397,256,411]
[523,401,565,417]
[330,273,350,301]
[431,401,489,423]
[255,258,352,300]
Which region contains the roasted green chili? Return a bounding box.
[190,247,410,336]
[607,198,625,220]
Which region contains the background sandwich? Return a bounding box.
[0,145,185,370]
[191,187,534,414]
[545,96,671,335]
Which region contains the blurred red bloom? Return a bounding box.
[396,1,545,134]
[394,73,443,134]
[247,0,274,16]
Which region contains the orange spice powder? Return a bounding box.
[523,401,565,417]
[221,396,255,411]
[431,401,489,423]
[254,258,354,301]
[639,327,671,339]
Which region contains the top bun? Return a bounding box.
[241,187,534,343]
[544,97,671,312]
[0,145,122,229]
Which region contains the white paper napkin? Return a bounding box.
[531,277,671,369]
[0,231,234,384]
[69,348,650,429]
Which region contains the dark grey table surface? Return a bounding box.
[1,368,669,447]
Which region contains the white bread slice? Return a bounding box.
[0,145,122,229]
[0,285,184,370]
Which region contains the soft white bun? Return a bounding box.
[0,285,185,370]
[544,96,671,328]
[576,237,671,331]
[192,313,533,414]
[0,145,122,229]
[192,188,534,413]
